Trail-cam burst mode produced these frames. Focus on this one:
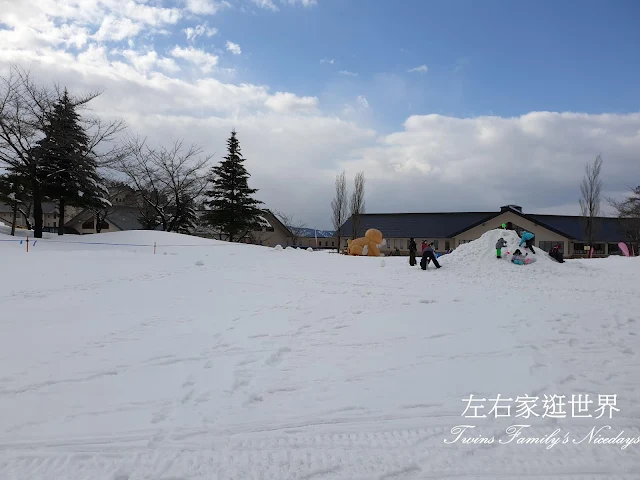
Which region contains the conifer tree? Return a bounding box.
[36,89,109,235]
[204,130,263,241]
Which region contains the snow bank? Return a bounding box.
[0,230,258,255]
[441,228,557,267]
[1,229,640,478]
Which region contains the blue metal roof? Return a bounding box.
[338,212,496,239]
[528,215,628,243]
[339,209,633,243]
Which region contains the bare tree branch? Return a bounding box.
[607,184,640,251]
[116,135,213,233]
[579,154,603,250]
[349,171,366,239]
[331,170,348,251]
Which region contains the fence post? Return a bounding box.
[154,242,156,254]
[26,236,29,253]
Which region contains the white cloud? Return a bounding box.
[226,41,242,55]
[171,46,219,73]
[339,70,357,77]
[320,58,334,64]
[252,0,318,11]
[184,0,231,15]
[265,92,319,113]
[252,0,279,11]
[183,24,218,42]
[338,111,640,217]
[356,95,369,109]
[282,0,318,6]
[94,15,144,42]
[408,65,428,73]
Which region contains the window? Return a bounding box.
[574,242,605,255]
[82,220,94,230]
[99,221,109,230]
[608,243,621,255]
[539,241,563,252]
[433,240,439,250]
[445,241,450,250]
[332,241,335,247]
[459,240,471,245]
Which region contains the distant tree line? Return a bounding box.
[0,65,264,240]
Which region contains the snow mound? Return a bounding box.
[195,260,204,266]
[441,229,557,267]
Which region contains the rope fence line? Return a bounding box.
[0,236,259,253]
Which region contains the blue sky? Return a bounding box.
[2,0,640,228]
[169,0,640,131]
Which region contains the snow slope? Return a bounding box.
[0,229,639,479]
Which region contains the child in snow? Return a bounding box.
[511,249,527,265]
[511,249,536,265]
[495,237,507,258]
[420,242,441,270]
[549,244,564,263]
[519,231,536,254]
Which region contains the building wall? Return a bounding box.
[452,211,570,253]
[66,218,124,235]
[0,207,80,231]
[252,227,291,248]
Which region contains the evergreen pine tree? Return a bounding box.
[36,89,110,234]
[204,130,263,241]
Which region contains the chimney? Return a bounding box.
[500,205,523,213]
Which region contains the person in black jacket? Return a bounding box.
[549,244,564,263]
[420,242,441,270]
[409,237,417,266]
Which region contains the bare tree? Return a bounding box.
[579,155,603,251]
[331,170,348,251]
[117,136,212,233]
[274,210,307,245]
[349,171,366,239]
[0,65,126,237]
[607,184,640,252]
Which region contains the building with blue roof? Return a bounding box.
[336,205,636,258]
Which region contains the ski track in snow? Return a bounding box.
[0,230,639,479]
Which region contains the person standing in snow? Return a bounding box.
[519,231,536,254]
[495,237,507,258]
[420,242,441,270]
[409,237,417,266]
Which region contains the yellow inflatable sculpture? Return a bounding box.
[347,228,386,256]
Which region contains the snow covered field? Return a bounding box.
[0,229,639,479]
